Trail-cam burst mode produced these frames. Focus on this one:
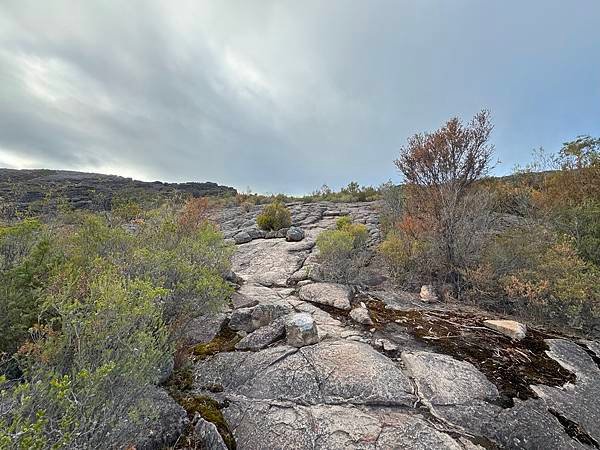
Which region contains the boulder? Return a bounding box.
[234,232,252,244]
[193,417,228,450]
[247,228,266,239]
[224,270,243,285]
[286,313,319,347]
[349,307,373,325]
[251,303,293,329]
[420,285,438,302]
[374,338,398,352]
[235,318,286,351]
[184,313,228,345]
[275,227,290,238]
[483,319,527,340]
[130,387,188,450]
[229,303,292,333]
[298,283,352,310]
[285,227,305,242]
[231,292,258,309]
[229,307,254,332]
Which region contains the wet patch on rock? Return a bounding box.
[366,299,575,402]
[192,322,241,360]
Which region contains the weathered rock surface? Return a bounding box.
[402,351,499,405]
[286,313,319,347]
[349,306,374,325]
[484,319,527,340]
[298,282,352,310]
[193,417,228,450]
[131,387,188,450]
[234,318,286,351]
[531,339,600,444]
[286,226,305,242]
[191,201,598,450]
[196,340,415,406]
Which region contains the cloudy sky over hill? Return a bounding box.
[1,1,599,194]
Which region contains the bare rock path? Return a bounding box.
[191,201,600,450]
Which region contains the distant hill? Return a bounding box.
[0,168,237,218]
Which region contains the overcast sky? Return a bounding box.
[1,1,599,194]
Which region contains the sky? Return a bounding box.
[1,1,599,195]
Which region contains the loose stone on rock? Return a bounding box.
[286,313,319,347]
[285,226,305,242]
[374,338,398,352]
[483,319,527,340]
[420,284,438,302]
[349,306,373,325]
[235,318,286,351]
[298,282,352,310]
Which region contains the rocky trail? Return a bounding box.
[177,202,600,450]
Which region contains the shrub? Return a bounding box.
[256,201,291,231]
[378,229,431,287]
[394,110,495,282]
[177,197,211,232]
[0,265,171,449]
[466,225,600,334]
[0,220,59,356]
[379,181,404,232]
[336,216,353,230]
[316,218,370,283]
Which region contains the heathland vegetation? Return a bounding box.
[0,111,598,447]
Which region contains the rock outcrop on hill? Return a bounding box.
[186,201,600,450]
[0,168,236,217]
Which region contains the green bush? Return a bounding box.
[256,201,291,231]
[0,201,235,447]
[466,226,600,333]
[378,229,432,287]
[0,264,171,449]
[336,216,353,230]
[316,218,370,283]
[0,220,59,356]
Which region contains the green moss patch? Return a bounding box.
[179,395,236,450]
[192,323,240,359]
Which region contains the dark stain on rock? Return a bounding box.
[548,409,600,448]
[366,299,575,402]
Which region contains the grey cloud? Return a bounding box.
[1,0,599,194]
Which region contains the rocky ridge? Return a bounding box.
[0,168,236,217]
[184,201,600,450]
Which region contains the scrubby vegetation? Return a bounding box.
[256,201,292,231]
[0,196,234,448]
[316,216,370,283]
[379,112,600,336]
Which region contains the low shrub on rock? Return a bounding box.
[256,201,291,231]
[466,225,600,333]
[316,217,370,283]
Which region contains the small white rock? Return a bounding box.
[420,285,438,302]
[483,319,527,341]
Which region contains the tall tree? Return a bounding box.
[394,110,495,276]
